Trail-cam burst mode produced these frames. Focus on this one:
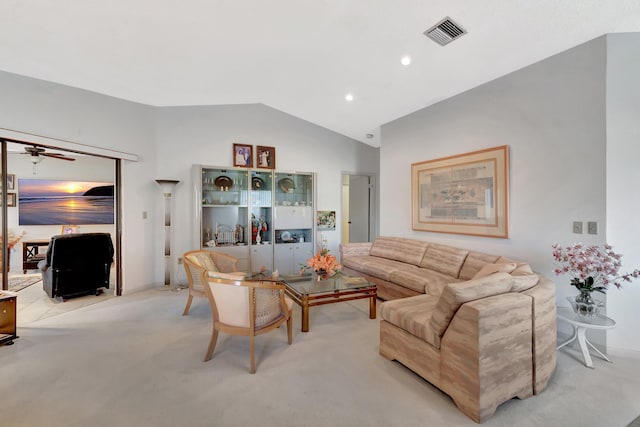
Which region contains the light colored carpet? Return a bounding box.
[7,274,42,292]
[2,288,640,427]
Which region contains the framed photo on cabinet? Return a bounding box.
[233,143,253,168]
[256,146,276,169]
[411,145,509,238]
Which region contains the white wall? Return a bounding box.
[606,33,640,351]
[381,37,610,345]
[0,70,157,294]
[153,103,379,284]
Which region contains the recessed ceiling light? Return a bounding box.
[401,56,411,66]
[345,93,354,102]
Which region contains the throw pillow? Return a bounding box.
[472,262,517,279]
[189,252,220,272]
[510,274,539,292]
[427,272,514,347]
[511,264,534,276]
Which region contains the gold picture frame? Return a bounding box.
[1,193,17,207]
[256,145,276,169]
[233,143,253,168]
[61,225,79,234]
[411,145,509,238]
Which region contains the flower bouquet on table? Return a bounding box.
[301,243,342,281]
[552,243,640,317]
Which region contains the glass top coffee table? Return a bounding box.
[279,272,377,332]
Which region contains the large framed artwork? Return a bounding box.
[18,179,114,225]
[411,145,509,238]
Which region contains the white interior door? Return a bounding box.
[342,174,371,243]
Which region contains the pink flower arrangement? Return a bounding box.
[552,243,640,294]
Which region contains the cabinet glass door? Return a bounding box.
[201,168,249,247]
[274,172,314,274]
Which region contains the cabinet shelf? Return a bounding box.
[195,165,315,274]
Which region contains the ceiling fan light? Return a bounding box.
[30,156,43,164]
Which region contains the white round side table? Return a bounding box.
[557,306,616,368]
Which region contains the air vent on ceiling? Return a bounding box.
[424,17,466,46]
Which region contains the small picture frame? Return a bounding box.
[233,143,253,168]
[256,146,276,169]
[7,174,15,190]
[317,210,336,230]
[3,193,17,207]
[61,225,79,234]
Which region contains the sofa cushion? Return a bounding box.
[341,255,374,271]
[459,251,501,280]
[389,267,462,296]
[473,263,517,279]
[381,294,439,342]
[360,257,408,281]
[370,236,429,266]
[419,243,469,278]
[425,272,514,348]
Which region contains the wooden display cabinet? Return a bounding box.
[0,292,17,346]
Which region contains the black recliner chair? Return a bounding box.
[39,233,114,299]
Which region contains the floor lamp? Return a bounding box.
[156,179,179,287]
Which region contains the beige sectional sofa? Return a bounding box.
[340,237,557,423]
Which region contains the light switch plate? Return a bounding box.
[588,221,598,235]
[573,221,583,234]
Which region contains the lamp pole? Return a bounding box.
[155,180,179,286]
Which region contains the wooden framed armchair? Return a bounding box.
[182,250,241,315]
[204,272,293,373]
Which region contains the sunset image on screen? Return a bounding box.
[18,179,114,225]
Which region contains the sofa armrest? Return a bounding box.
[339,242,372,259]
[440,293,533,423]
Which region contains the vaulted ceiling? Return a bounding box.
[2,1,639,146]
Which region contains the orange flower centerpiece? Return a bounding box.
[303,243,341,280]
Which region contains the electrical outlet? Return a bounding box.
[573,221,583,234]
[177,257,183,265]
[587,221,598,235]
[142,211,148,219]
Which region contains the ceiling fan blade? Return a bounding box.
[42,152,76,161]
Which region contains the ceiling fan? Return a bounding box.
[23,146,76,164]
[22,146,76,174]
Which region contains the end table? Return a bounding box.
[557,306,615,368]
[0,291,18,346]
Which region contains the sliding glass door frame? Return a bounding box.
[0,138,122,295]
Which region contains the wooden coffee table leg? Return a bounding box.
[369,293,376,319]
[301,295,310,332]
